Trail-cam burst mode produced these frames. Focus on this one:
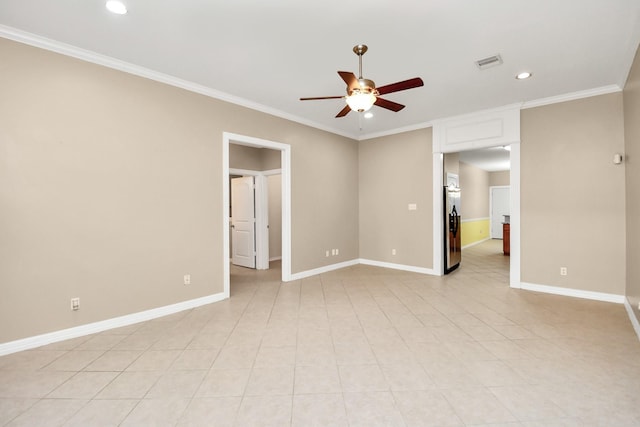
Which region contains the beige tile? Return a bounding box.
[111,333,159,351]
[48,371,118,399]
[245,366,294,396]
[145,370,206,398]
[380,363,434,391]
[253,345,296,368]
[125,349,181,371]
[393,390,464,427]
[0,370,74,398]
[294,365,341,394]
[195,368,250,397]
[0,350,66,371]
[95,371,162,399]
[442,387,518,425]
[187,331,231,349]
[75,334,125,351]
[334,341,377,365]
[83,350,143,371]
[296,343,336,366]
[292,393,348,427]
[42,350,104,371]
[338,364,388,392]
[467,360,529,387]
[171,349,219,370]
[0,398,37,425]
[177,397,241,427]
[211,345,258,369]
[6,398,86,427]
[343,391,406,427]
[490,385,567,421]
[62,399,138,427]
[371,343,417,365]
[235,395,292,427]
[120,397,190,426]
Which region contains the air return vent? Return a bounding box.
[475,54,503,69]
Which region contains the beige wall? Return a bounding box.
[0,38,358,343]
[229,145,281,171]
[359,129,433,268]
[521,93,626,295]
[459,161,489,220]
[489,171,510,187]
[624,46,640,322]
[443,152,459,180]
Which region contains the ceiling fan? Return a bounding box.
[300,44,424,118]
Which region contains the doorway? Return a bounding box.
[490,186,510,239]
[222,133,292,298]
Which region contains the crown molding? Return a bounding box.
[0,25,358,140]
[521,85,622,110]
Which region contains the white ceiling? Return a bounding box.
[1,0,639,140]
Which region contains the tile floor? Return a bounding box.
[1,240,639,426]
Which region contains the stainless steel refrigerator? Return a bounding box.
[444,185,461,273]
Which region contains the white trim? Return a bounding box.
[521,85,621,110]
[432,153,444,276]
[262,169,282,176]
[255,175,269,270]
[461,217,490,223]
[462,237,491,250]
[229,168,261,177]
[0,25,357,141]
[269,256,282,262]
[518,282,625,304]
[509,144,521,288]
[289,260,360,281]
[0,292,226,356]
[359,259,436,275]
[624,299,640,341]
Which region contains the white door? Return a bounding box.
[231,176,256,268]
[490,186,510,239]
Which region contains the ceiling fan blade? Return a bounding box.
[300,96,344,101]
[336,105,351,118]
[338,71,359,89]
[376,77,424,95]
[374,97,405,112]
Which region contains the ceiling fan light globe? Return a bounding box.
[346,92,376,112]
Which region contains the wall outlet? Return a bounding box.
[70,298,80,311]
[392,249,396,255]
[183,274,191,285]
[560,267,567,276]
[326,250,329,257]
[335,249,339,255]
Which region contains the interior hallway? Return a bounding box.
[1,240,639,426]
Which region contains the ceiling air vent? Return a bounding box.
[475,54,503,70]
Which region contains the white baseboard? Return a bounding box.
[462,237,491,250]
[289,259,360,281]
[359,259,436,276]
[624,298,640,341]
[518,282,625,304]
[269,256,282,262]
[0,292,227,356]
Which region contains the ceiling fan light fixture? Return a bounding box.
[346,91,376,112]
[106,0,127,14]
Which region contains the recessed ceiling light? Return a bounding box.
[516,72,532,80]
[364,112,373,119]
[106,0,127,15]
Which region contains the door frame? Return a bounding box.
[223,132,291,298]
[489,185,510,239]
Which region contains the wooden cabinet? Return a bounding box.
[503,223,510,256]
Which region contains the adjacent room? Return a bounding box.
[1,1,640,425]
